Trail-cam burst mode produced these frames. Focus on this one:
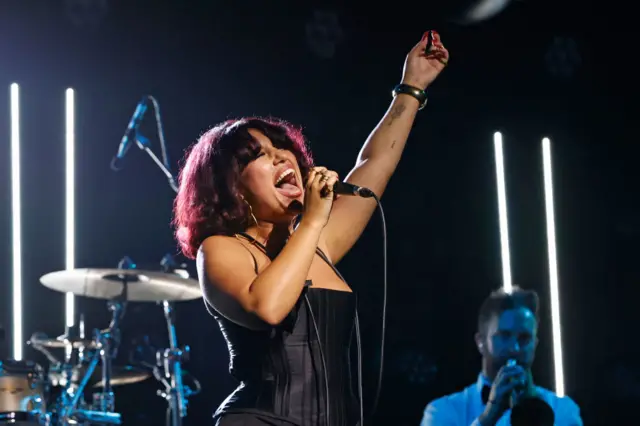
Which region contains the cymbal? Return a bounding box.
[40,268,202,302]
[48,364,150,388]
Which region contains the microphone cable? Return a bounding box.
[369,193,387,419]
[305,294,332,426]
[305,191,387,426]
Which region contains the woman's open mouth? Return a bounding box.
[274,168,302,198]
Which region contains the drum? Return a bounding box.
[0,360,48,425]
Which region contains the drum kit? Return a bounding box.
[0,255,203,426]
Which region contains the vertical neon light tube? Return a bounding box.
[65,88,76,328]
[10,83,23,361]
[541,137,565,396]
[493,131,513,293]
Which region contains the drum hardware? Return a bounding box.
[154,302,188,426]
[151,254,199,426]
[30,336,98,351]
[30,332,149,391]
[48,364,150,389]
[28,334,63,366]
[56,308,124,426]
[29,255,201,425]
[0,359,50,425]
[47,257,134,426]
[57,345,102,424]
[39,268,201,302]
[20,100,199,424]
[0,411,50,425]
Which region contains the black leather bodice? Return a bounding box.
[209,287,358,425]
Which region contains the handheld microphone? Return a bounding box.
[333,181,375,198]
[110,98,149,171]
[507,359,524,406]
[505,358,554,426]
[511,397,555,426]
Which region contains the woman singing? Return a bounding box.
[173,32,448,426]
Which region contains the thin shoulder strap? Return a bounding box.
[237,232,268,255]
[238,232,346,283]
[234,233,259,274]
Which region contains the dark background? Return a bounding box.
[0,0,635,425]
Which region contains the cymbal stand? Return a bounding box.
[93,298,125,414]
[155,301,189,426]
[61,317,84,395]
[58,347,101,424]
[59,279,128,425]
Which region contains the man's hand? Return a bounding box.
[479,363,528,425]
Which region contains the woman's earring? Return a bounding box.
[243,198,258,225]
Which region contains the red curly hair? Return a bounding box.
[173,117,314,259]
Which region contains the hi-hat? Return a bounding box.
[40,268,202,302]
[29,335,99,350]
[48,364,151,388]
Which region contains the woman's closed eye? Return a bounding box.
[249,151,265,162]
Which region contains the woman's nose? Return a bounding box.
[273,151,287,164]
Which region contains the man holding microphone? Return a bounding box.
[420,287,582,426]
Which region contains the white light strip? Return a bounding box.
[541,137,565,397]
[10,83,23,361]
[493,132,513,293]
[65,88,76,328]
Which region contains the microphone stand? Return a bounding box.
[111,99,195,426]
[135,134,178,193]
[115,95,179,193]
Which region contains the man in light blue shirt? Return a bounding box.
[420,287,582,426]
